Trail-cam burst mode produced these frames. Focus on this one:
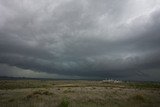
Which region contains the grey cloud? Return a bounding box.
[0,0,160,81]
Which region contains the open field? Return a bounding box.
[0,80,160,107]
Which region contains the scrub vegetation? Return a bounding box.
[0,80,160,107]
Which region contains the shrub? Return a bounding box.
[8,98,14,102]
[26,90,52,99]
[59,98,70,107]
[130,94,145,102]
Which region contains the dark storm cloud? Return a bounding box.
[0,0,160,80]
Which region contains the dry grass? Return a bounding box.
[0,80,160,107]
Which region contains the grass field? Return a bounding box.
[0,80,160,107]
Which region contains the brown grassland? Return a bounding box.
[0,80,160,107]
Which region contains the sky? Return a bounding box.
[0,0,160,81]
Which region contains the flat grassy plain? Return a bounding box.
[0,80,160,107]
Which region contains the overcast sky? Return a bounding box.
[0,0,160,81]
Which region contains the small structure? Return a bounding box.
[102,78,122,83]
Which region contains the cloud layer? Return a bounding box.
[0,0,160,81]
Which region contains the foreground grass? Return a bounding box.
[0,80,160,107]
